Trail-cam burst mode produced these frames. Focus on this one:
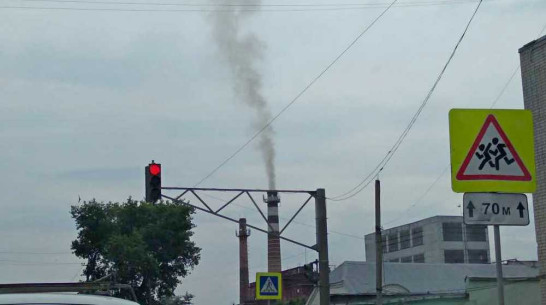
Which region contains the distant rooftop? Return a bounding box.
[329,261,539,295]
[519,34,546,53]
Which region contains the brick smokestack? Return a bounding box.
[237,218,250,305]
[265,191,281,272]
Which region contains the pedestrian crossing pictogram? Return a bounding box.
[256,272,282,300]
[260,277,278,294]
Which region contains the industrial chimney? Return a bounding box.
[265,191,282,272]
[237,218,250,305]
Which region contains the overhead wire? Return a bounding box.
[0,0,483,7]
[191,0,399,187]
[329,0,484,201]
[0,0,485,11]
[382,166,449,226]
[490,21,546,108]
[0,251,72,255]
[380,20,546,226]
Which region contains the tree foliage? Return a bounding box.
[71,198,200,305]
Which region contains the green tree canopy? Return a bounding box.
[71,198,200,305]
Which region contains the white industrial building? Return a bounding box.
[364,216,490,264]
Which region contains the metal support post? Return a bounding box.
[375,180,383,305]
[315,188,330,305]
[494,225,505,305]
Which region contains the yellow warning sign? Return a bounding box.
[449,109,536,193]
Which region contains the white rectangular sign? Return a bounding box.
[463,193,529,226]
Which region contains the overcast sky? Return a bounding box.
[1,0,546,304]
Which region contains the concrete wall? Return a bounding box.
[308,278,539,305]
[467,278,540,305]
[520,34,546,304]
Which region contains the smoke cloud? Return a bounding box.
[210,2,276,189]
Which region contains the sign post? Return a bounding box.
[449,109,535,305]
[494,225,505,305]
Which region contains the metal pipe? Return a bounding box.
[162,187,316,194]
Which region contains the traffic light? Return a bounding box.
[303,260,319,283]
[145,161,161,203]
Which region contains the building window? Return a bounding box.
[466,225,487,242]
[400,230,410,249]
[382,235,387,253]
[413,254,425,263]
[401,256,412,263]
[389,258,400,263]
[444,250,464,263]
[443,223,463,241]
[412,227,423,246]
[388,233,398,252]
[468,250,489,264]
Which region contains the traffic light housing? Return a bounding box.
[145,161,161,203]
[303,260,319,283]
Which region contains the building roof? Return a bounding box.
[519,34,546,53]
[329,261,539,295]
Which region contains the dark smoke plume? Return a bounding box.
[210,2,276,189]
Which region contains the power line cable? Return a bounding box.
[329,0,484,201]
[0,259,84,265]
[382,166,449,226]
[192,0,399,187]
[490,21,546,108]
[490,66,520,108]
[0,251,72,255]
[1,0,482,7]
[0,0,485,11]
[70,265,86,282]
[379,20,546,224]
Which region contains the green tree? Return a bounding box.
[71,198,200,305]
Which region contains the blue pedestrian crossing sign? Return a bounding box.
[256,272,282,300]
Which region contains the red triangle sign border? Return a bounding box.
[456,114,532,181]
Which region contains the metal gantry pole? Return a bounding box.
[375,180,383,305]
[315,188,330,305]
[494,225,505,305]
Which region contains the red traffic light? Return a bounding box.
[149,164,161,176]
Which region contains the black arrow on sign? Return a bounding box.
[517,202,526,218]
[467,201,475,218]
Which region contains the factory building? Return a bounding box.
[365,216,490,264]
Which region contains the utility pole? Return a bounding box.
[315,189,330,305]
[494,225,505,305]
[375,180,383,305]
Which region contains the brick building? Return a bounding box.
[248,266,315,305]
[520,34,546,304]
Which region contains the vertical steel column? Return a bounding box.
[375,180,383,305]
[494,225,505,305]
[315,189,330,305]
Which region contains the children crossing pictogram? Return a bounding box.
[456,115,531,181]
